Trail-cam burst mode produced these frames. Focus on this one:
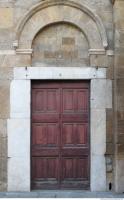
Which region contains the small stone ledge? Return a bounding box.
[16,49,33,55]
[89,49,106,55]
[107,50,114,56]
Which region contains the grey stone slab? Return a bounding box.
[0,191,124,198]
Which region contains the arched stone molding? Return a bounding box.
[15,0,108,54]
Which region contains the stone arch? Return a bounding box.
[15,0,108,51]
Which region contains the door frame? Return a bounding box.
[7,67,112,192]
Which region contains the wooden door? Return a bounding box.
[31,81,90,190]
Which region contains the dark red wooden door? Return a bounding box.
[31,81,90,190]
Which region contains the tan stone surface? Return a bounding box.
[117,79,124,110]
[0,157,7,191]
[106,143,114,155]
[90,55,108,67]
[0,8,13,28]
[106,59,114,79]
[0,68,13,80]
[106,109,113,143]
[0,80,10,119]
[0,55,16,68]
[32,23,89,67]
[16,55,31,67]
[0,120,7,138]
[114,0,124,192]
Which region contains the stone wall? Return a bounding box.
[32,23,89,67]
[0,0,121,192]
[114,0,124,193]
[0,0,14,191]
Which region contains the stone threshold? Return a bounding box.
[0,191,124,198]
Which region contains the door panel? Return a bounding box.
[31,81,90,190]
[62,123,88,146]
[32,157,59,189]
[32,124,59,146]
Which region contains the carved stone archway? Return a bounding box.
[15,0,108,53]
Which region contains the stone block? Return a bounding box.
[117,79,124,110]
[8,119,30,158]
[0,68,13,80]
[0,120,7,138]
[8,156,30,191]
[91,79,112,109]
[16,55,31,67]
[62,37,75,45]
[10,80,30,119]
[44,51,56,59]
[0,157,7,191]
[1,157,7,180]
[0,55,16,68]
[106,109,113,142]
[117,111,124,135]
[1,138,7,158]
[0,136,7,158]
[62,50,78,59]
[0,80,10,118]
[115,32,124,48]
[0,182,7,192]
[91,109,106,155]
[0,8,13,28]
[115,55,124,67]
[118,134,124,144]
[90,55,108,67]
[115,158,124,193]
[117,144,124,155]
[106,57,114,79]
[106,143,114,155]
[91,154,106,191]
[117,66,124,79]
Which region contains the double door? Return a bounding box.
[31,81,90,190]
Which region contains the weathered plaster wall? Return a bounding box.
[0,0,115,192]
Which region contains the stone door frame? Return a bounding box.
[7,66,112,192]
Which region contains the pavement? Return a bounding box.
[0,191,124,198]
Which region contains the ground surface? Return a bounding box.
[0,191,124,198]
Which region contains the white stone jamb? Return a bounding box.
[90,79,112,191]
[8,80,31,191]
